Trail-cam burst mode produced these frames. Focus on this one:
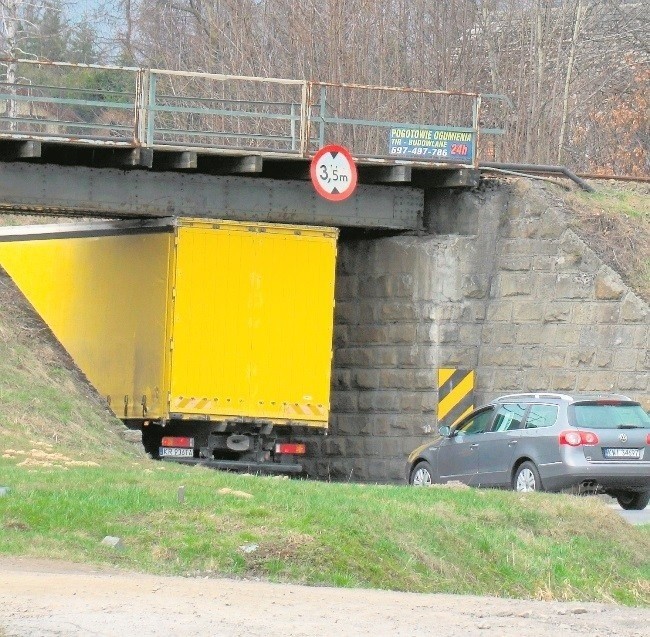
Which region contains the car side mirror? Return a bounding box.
[438,425,451,437]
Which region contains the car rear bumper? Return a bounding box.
[540,461,650,492]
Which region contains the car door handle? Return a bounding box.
[508,441,518,447]
[470,444,479,449]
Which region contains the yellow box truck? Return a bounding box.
[0,218,338,472]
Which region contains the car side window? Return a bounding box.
[525,404,558,429]
[491,403,527,432]
[455,408,494,436]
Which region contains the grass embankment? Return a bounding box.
[0,459,649,606]
[566,182,650,301]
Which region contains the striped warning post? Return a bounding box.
[437,369,475,429]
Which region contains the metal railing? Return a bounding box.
[0,59,501,167]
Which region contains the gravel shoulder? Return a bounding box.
[1,557,648,637]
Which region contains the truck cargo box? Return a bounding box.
[0,219,338,431]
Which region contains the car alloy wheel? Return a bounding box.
[411,462,433,486]
[513,461,542,493]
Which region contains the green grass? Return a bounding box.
[0,458,648,606]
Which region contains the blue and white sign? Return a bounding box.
[389,127,475,162]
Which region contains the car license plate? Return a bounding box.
[159,447,194,458]
[603,448,641,459]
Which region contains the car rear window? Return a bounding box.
[570,401,650,429]
[525,404,558,429]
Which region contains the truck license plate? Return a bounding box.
[159,447,194,458]
[603,448,641,459]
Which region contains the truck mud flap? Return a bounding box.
[161,457,303,474]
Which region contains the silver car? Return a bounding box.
[407,393,650,510]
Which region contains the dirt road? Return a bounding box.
[1,557,647,637]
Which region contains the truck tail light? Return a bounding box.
[275,443,306,455]
[161,436,194,448]
[559,431,599,446]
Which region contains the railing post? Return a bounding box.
[290,102,296,151]
[146,72,157,147]
[472,94,481,168]
[319,85,327,148]
[299,81,310,157]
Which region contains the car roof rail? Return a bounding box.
[495,392,573,402]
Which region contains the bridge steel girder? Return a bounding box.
[0,162,423,231]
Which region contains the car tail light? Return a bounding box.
[275,443,306,455]
[647,433,650,445]
[161,436,194,448]
[559,431,599,446]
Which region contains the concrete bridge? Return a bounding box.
[1,60,647,483]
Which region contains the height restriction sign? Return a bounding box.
[310,144,358,202]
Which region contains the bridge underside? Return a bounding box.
[0,140,478,231]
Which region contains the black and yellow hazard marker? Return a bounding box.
[437,369,475,429]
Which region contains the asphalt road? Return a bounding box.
[609,502,650,525]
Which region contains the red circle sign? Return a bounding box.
[310,144,358,202]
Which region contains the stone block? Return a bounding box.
[500,218,538,239]
[554,324,581,345]
[481,346,515,367]
[0,487,10,497]
[492,369,523,391]
[552,371,577,391]
[386,323,418,344]
[333,325,349,347]
[498,255,531,271]
[532,255,556,271]
[459,324,482,345]
[413,370,438,390]
[399,392,426,412]
[613,348,641,371]
[379,369,415,390]
[543,302,572,323]
[101,536,124,550]
[395,346,418,367]
[331,391,358,412]
[617,373,648,392]
[358,391,400,412]
[335,414,365,436]
[353,370,380,389]
[594,272,625,300]
[483,323,517,345]
[591,304,620,324]
[579,326,613,348]
[539,348,566,368]
[335,275,358,300]
[524,369,553,391]
[537,210,565,239]
[519,346,541,368]
[512,301,544,323]
[332,369,352,390]
[363,438,383,458]
[438,346,478,368]
[335,301,359,325]
[486,302,513,322]
[498,272,535,297]
[555,273,593,300]
[568,349,596,367]
[594,351,613,368]
[620,294,648,323]
[515,324,548,345]
[121,429,142,444]
[437,323,460,344]
[576,372,616,393]
[462,275,488,299]
[379,301,417,321]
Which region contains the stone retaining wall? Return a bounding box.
[301,179,649,483]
